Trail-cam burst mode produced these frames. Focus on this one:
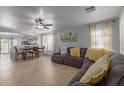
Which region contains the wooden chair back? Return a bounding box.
[33,46,39,51]
[14,47,18,54]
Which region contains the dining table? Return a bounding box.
[20,47,43,60]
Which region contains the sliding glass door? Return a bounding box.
[0,38,12,54]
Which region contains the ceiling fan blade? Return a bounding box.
[43,26,49,29]
[40,22,44,25]
[44,24,53,26]
[35,19,38,23]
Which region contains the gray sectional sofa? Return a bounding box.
[68,52,124,86]
[52,47,124,86]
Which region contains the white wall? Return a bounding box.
[77,25,91,48]
[54,18,120,52]
[16,38,28,46]
[54,24,90,53]
[112,18,120,52]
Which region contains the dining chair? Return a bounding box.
[14,47,24,61]
[39,46,45,56]
[32,47,39,58]
[24,48,33,60]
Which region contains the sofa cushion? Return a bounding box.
[106,52,124,85]
[70,47,80,57]
[80,54,110,84]
[85,48,106,62]
[64,56,83,68]
[51,54,65,64]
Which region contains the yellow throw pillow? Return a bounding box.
[70,47,80,57]
[80,54,110,85]
[104,48,110,55]
[85,48,106,62]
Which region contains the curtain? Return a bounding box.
[102,20,112,49]
[90,20,112,49]
[90,23,96,48]
[120,9,124,54]
[42,33,54,55]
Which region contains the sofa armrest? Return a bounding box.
[82,58,94,68]
[65,54,71,56]
[68,67,88,85]
[83,59,94,65]
[118,74,124,85]
[53,52,60,55]
[71,82,91,86]
[68,60,93,86]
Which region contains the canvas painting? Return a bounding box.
[61,32,78,42]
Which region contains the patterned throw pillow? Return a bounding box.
[80,54,110,84]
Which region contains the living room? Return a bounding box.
[0,1,124,93]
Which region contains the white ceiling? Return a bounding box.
[0,6,123,35]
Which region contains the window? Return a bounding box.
[96,28,103,48]
[42,33,54,55]
[90,20,112,49]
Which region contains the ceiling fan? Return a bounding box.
[34,18,53,29]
